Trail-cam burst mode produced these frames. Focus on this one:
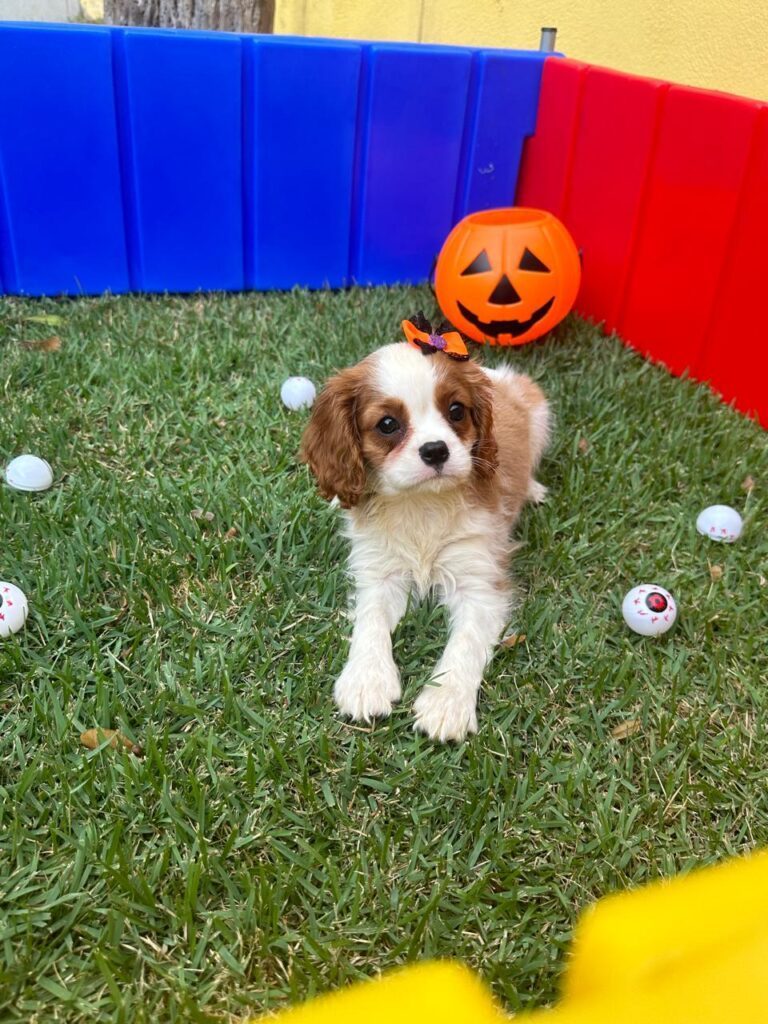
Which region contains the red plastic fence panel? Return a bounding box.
[696,108,768,424]
[518,57,768,427]
[617,86,761,376]
[563,67,667,331]
[515,58,587,217]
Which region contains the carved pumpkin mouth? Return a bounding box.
[456,297,555,338]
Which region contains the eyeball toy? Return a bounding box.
[280,377,316,411]
[696,504,743,543]
[622,584,677,637]
[4,454,54,492]
[0,582,29,638]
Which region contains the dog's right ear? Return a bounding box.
[299,365,367,509]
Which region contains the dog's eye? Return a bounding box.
[448,402,465,422]
[377,416,401,435]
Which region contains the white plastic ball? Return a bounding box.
[280,377,316,411]
[622,584,677,637]
[0,582,29,638]
[4,454,54,492]
[696,504,743,543]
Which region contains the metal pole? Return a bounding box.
[539,27,557,52]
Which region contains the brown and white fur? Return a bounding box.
[300,342,550,742]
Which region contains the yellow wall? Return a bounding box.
[274,0,768,102]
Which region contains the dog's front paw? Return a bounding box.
[527,478,548,504]
[413,682,478,743]
[334,657,401,723]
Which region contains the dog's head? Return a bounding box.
[300,343,498,509]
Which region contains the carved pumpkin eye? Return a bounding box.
[519,247,550,273]
[461,249,492,275]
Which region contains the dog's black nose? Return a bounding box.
[419,441,450,467]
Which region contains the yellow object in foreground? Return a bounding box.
[267,961,505,1024]
[265,850,768,1023]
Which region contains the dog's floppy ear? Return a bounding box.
[468,367,498,481]
[300,365,367,508]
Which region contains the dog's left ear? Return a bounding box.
[299,364,368,508]
[469,369,498,481]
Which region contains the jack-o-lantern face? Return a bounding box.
[434,207,581,346]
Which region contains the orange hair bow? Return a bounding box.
[402,313,469,361]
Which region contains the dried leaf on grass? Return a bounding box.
[742,475,755,492]
[611,719,642,740]
[21,336,61,352]
[223,526,238,539]
[501,633,526,648]
[578,437,590,453]
[709,564,723,581]
[23,314,62,325]
[80,728,142,755]
[191,508,215,522]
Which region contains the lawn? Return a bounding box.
[1,287,767,1023]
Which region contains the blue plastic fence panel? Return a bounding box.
[352,44,473,285]
[0,24,547,295]
[117,28,244,292]
[250,37,362,289]
[0,23,128,296]
[456,51,547,218]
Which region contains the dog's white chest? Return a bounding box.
[346,492,499,597]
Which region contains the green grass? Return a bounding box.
[0,287,766,1023]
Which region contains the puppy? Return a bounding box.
[300,329,549,742]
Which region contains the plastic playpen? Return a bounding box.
[0,22,765,425]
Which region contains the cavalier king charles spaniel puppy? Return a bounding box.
[300,317,550,742]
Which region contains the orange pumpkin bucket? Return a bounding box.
[434,207,581,346]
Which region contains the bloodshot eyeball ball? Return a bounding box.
[280,377,316,411]
[0,582,29,638]
[4,454,54,492]
[696,504,743,543]
[622,584,677,637]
